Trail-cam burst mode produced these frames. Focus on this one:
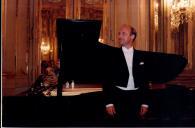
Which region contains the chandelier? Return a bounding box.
[169,0,193,30]
[40,41,50,55]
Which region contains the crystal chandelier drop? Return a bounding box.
[170,0,193,30]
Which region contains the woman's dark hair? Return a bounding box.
[41,61,49,74]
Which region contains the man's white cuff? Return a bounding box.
[141,104,149,108]
[106,104,114,107]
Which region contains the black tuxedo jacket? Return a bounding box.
[102,47,187,106]
[103,47,150,106]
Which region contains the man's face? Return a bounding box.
[118,26,132,47]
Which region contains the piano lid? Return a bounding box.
[56,19,103,83]
[143,51,187,83]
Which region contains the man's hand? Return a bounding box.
[106,105,116,117]
[139,106,149,119]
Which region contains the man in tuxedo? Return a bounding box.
[103,24,150,125]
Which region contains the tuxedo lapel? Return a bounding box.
[133,49,145,88]
[133,49,141,71]
[114,48,129,87]
[119,48,129,73]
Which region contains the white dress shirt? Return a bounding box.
[116,46,138,90]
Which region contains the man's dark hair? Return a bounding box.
[130,26,137,42]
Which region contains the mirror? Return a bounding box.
[40,0,103,63]
[149,0,194,70]
[40,0,66,62]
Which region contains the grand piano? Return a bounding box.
[3,19,194,127]
[56,18,187,96]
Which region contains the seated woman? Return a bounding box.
[27,66,58,96]
[43,67,58,87]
